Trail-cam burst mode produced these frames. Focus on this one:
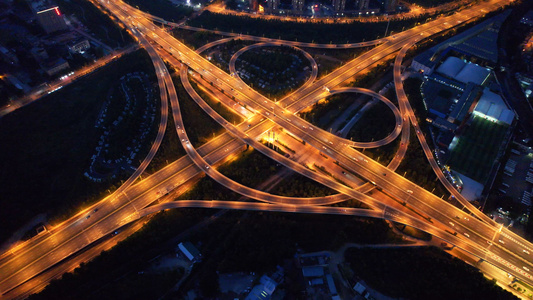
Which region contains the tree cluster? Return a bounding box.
[345,246,519,300]
[188,11,428,44]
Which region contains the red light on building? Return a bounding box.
[55,7,61,16]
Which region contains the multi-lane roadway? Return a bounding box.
[121,0,533,286]
[0,0,526,298]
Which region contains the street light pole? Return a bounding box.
[384,18,391,37]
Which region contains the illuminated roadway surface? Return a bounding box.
[161,2,533,286]
[0,45,139,118]
[115,0,533,285]
[1,0,529,298]
[0,0,516,296]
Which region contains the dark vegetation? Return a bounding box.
[271,173,337,197]
[175,148,277,201]
[345,246,519,300]
[149,71,241,173]
[302,47,370,78]
[171,29,224,50]
[239,47,305,74]
[352,61,393,89]
[395,224,432,240]
[0,50,156,244]
[498,1,533,73]
[202,213,401,274]
[396,127,449,199]
[403,77,427,124]
[357,137,400,167]
[218,149,280,189]
[172,211,403,298]
[407,0,455,8]
[187,11,429,44]
[124,0,193,23]
[302,93,364,129]
[171,75,224,148]
[146,105,184,173]
[301,60,392,129]
[347,101,397,143]
[56,0,132,48]
[94,74,158,168]
[236,46,311,98]
[210,39,257,73]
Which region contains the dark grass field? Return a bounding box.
[448,116,509,183]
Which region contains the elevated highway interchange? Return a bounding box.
[0,0,527,298]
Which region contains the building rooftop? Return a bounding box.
[302,266,324,277]
[455,171,484,201]
[245,275,277,300]
[452,26,499,64]
[449,83,483,123]
[474,88,515,125]
[31,0,58,13]
[436,56,490,86]
[436,56,465,79]
[432,117,458,132]
[178,242,200,261]
[326,274,337,296]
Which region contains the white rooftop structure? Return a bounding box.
[473,88,515,125]
[244,275,277,300]
[353,282,366,295]
[436,56,491,85]
[178,242,200,261]
[455,63,490,86]
[437,56,464,78]
[456,172,484,202]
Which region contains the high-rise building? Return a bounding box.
[266,0,279,12]
[32,1,67,34]
[332,0,346,12]
[384,0,397,13]
[249,0,259,11]
[292,0,304,13]
[358,0,369,10]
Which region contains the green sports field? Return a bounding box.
[447,116,509,183]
